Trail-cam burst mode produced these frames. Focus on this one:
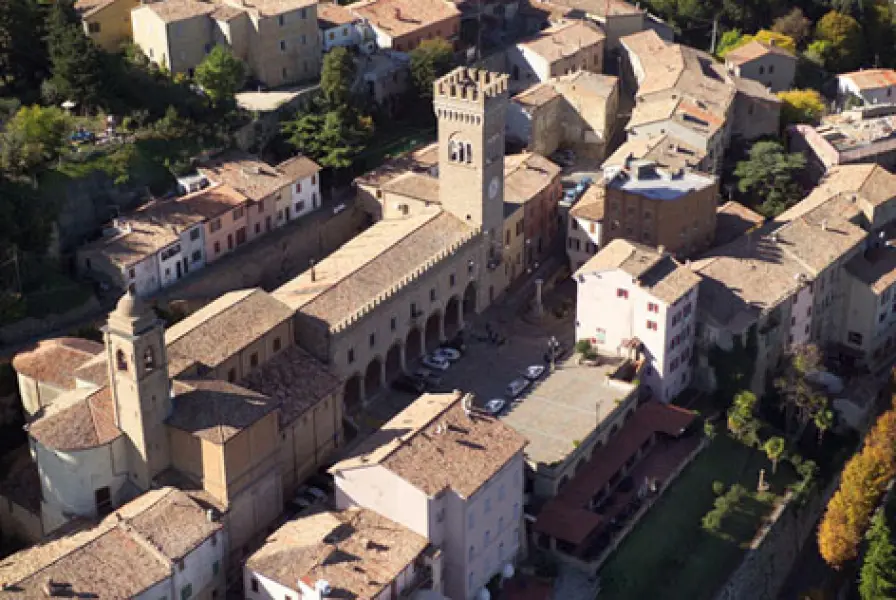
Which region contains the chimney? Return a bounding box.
[657,244,666,256]
[821,219,828,231]
[310,258,316,282]
[394,7,401,20]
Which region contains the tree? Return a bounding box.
[44,0,104,109]
[772,8,812,47]
[778,89,826,127]
[320,47,356,110]
[727,390,760,446]
[814,409,834,445]
[764,437,785,474]
[409,38,455,102]
[863,3,896,68]
[734,140,806,217]
[282,106,374,170]
[815,11,863,71]
[774,344,828,440]
[0,105,72,175]
[704,420,717,441]
[0,0,50,102]
[194,46,246,106]
[715,29,744,57]
[860,512,896,600]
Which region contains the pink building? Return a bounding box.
[178,183,252,264]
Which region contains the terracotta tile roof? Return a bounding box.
[569,186,605,221]
[540,0,642,17]
[504,153,562,205]
[273,212,477,329]
[12,337,104,390]
[513,82,561,108]
[577,239,701,304]
[351,0,461,40]
[382,172,441,203]
[518,20,605,63]
[773,210,866,273]
[0,488,221,596]
[604,134,706,172]
[247,508,428,596]
[777,164,896,223]
[331,392,527,498]
[318,1,358,27]
[847,244,896,294]
[198,150,320,202]
[724,40,794,65]
[211,4,246,20]
[28,386,122,451]
[714,200,765,246]
[731,74,780,103]
[534,402,696,545]
[241,345,343,427]
[167,379,276,443]
[141,0,217,23]
[838,68,896,91]
[165,288,294,373]
[354,143,439,188]
[552,71,618,100]
[73,354,110,388]
[229,0,317,17]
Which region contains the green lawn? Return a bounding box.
[596,435,797,600]
[354,123,436,173]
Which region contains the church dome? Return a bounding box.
[114,290,148,320]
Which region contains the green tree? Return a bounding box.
[815,11,863,71]
[283,107,374,170]
[194,46,246,106]
[0,105,71,175]
[772,8,812,47]
[320,47,356,109]
[734,140,806,217]
[863,3,896,68]
[44,0,104,109]
[715,29,744,57]
[774,344,828,440]
[859,512,896,600]
[815,408,834,445]
[0,0,50,102]
[727,390,760,446]
[409,38,455,102]
[777,89,826,127]
[722,30,797,56]
[763,437,785,474]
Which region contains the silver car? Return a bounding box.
[505,377,531,399]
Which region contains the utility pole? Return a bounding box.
[709,17,719,55]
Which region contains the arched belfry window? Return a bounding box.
[116,349,127,372]
[450,140,459,161]
[465,143,472,164]
[144,347,156,372]
[458,142,466,163]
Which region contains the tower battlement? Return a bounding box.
[434,67,509,106]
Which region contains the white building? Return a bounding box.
[244,507,444,600]
[329,391,528,600]
[0,487,226,599]
[837,69,896,106]
[158,222,206,288]
[507,21,605,93]
[318,2,372,52]
[575,239,701,402]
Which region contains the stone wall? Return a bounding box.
[713,476,840,600]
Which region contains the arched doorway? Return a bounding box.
[425,312,442,351]
[344,374,363,412]
[406,327,423,363]
[364,357,383,398]
[463,282,477,317]
[385,343,402,381]
[444,296,461,337]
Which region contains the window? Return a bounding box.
[848,331,864,345]
[228,368,237,382]
[144,347,156,372]
[210,218,222,232]
[190,228,200,241]
[646,320,658,331]
[410,302,418,317]
[369,333,376,347]
[430,288,436,302]
[212,560,220,576]
[312,174,317,185]
[468,511,474,529]
[211,532,218,546]
[279,40,287,52]
[192,250,201,263]
[300,7,307,17]
[273,337,282,352]
[295,201,305,213]
[450,273,456,287]
[301,34,307,45]
[769,64,775,74]
[295,182,302,193]
[233,207,244,220]
[469,545,475,560]
[329,31,335,40]
[278,14,285,25]
[250,352,259,368]
[116,349,127,371]
[617,288,629,299]
[758,66,765,74]
[647,302,658,313]
[251,579,259,593]
[390,317,397,331]
[129,268,136,279]
[255,223,261,234]
[180,584,192,600]
[87,21,101,33]
[214,241,221,255]
[177,559,185,572]
[348,348,355,364]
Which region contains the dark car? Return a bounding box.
[443,333,466,353]
[392,374,426,394]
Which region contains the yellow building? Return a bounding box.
[76,0,141,52]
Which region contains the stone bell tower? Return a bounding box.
[433,67,509,240]
[104,292,172,491]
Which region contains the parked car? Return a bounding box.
[307,473,334,493]
[443,334,466,353]
[484,398,506,415]
[414,368,442,387]
[306,486,328,502]
[393,374,426,394]
[422,354,451,371]
[522,365,546,381]
[433,347,462,362]
[505,377,531,399]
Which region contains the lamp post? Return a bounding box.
[548,335,559,373]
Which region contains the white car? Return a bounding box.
[422,354,451,371]
[484,398,506,415]
[505,377,531,399]
[523,365,546,381]
[433,347,462,362]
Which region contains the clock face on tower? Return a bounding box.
[488,176,500,200]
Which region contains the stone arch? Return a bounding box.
[344,374,363,412]
[463,281,477,317]
[575,457,588,475]
[444,296,461,337]
[385,343,403,381]
[406,327,423,363]
[425,312,442,351]
[364,357,383,398]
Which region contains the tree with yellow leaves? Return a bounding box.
[777,90,826,128]
[719,29,797,58]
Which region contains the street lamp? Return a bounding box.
[548,336,559,373]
